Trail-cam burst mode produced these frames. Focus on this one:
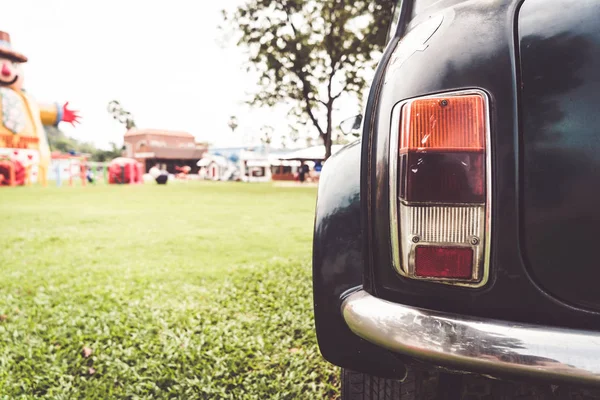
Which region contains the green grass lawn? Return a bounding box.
[0,182,339,399]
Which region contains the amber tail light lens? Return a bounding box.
[390,91,490,287]
[400,95,485,151]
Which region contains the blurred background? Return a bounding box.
[0,1,396,398]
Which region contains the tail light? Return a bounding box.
[389,90,490,287]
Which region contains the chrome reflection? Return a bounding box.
[342,291,600,385]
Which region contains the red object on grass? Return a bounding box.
[0,159,25,186]
[108,157,143,184]
[414,246,473,279]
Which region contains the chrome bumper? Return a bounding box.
[342,290,600,385]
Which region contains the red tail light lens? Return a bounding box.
[390,90,490,286]
[399,152,485,203]
[414,246,474,279]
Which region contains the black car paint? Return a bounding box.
[313,0,600,380]
[366,0,600,329]
[311,0,418,378]
[519,0,600,311]
[312,141,407,378]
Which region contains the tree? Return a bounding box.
[306,136,314,148]
[226,0,396,159]
[333,134,351,145]
[92,142,124,162]
[228,115,239,133]
[288,125,301,148]
[45,125,94,155]
[45,125,123,162]
[107,100,136,130]
[260,125,274,147]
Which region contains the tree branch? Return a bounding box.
[331,90,344,101]
[231,0,393,159]
[299,73,325,137]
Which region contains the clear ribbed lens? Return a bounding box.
[399,204,485,280]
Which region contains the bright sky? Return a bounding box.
[0,0,360,150]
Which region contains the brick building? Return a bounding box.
[123,129,207,173]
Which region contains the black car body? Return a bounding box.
[313,0,600,396]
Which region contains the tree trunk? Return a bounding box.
[324,134,332,160]
[324,103,333,160]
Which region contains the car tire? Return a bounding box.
[460,375,600,399]
[341,368,432,400]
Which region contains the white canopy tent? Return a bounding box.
[277,145,345,161]
[197,154,234,181]
[197,154,229,168]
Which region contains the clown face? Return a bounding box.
[0,56,23,90]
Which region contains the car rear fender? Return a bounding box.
[312,140,406,378]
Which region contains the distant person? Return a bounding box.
[150,164,168,185]
[313,161,323,181]
[155,172,168,185]
[302,163,310,183]
[175,165,191,180]
[86,168,95,184]
[298,162,306,183]
[149,164,161,179]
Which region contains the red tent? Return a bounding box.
[108,157,143,184]
[0,159,25,186]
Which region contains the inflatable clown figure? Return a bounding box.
[0,31,80,186]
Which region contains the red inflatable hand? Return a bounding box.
[62,102,81,126]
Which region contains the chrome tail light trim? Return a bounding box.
[388,89,492,287]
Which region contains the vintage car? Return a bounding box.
[313,0,600,398]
